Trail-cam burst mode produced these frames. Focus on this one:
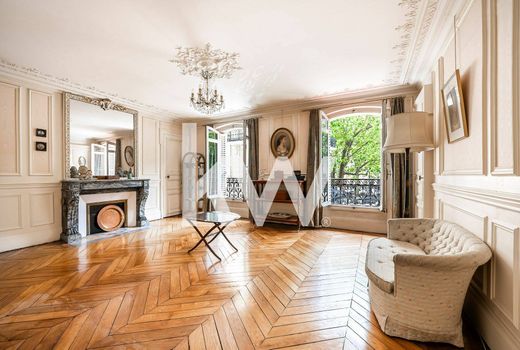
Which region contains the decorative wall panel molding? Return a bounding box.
[0,194,22,232]
[434,183,520,213]
[28,89,53,176]
[0,82,20,176]
[141,117,160,176]
[489,221,520,328]
[0,58,178,120]
[438,199,489,294]
[29,192,55,227]
[489,0,518,176]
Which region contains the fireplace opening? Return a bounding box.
[87,200,127,234]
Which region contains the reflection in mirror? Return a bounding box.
[69,99,135,177]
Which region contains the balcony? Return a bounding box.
[324,178,381,208]
[226,177,243,200]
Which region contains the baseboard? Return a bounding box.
[0,226,60,253]
[465,285,520,350]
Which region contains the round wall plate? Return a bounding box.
[97,205,125,232]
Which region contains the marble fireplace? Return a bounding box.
[61,179,149,243]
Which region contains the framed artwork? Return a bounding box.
[35,141,47,151]
[35,128,47,137]
[270,128,295,158]
[442,69,468,143]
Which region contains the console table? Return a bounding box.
[61,179,149,243]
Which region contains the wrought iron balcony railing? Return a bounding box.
[226,177,380,207]
[324,178,381,208]
[226,177,243,200]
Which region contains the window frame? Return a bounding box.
[211,122,246,201]
[206,126,221,198]
[322,106,385,211]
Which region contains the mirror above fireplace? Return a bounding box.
[64,93,138,179]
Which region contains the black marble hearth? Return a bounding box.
[61,179,149,243]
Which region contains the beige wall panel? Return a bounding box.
[0,82,20,175]
[29,192,55,227]
[443,1,484,174]
[29,90,52,175]
[0,194,22,231]
[258,117,271,175]
[490,222,519,327]
[258,112,309,176]
[141,117,159,176]
[439,198,488,293]
[145,180,161,221]
[297,111,309,172]
[492,0,515,174]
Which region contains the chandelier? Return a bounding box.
[170,43,240,114]
[190,71,224,114]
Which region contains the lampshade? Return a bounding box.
[383,112,434,153]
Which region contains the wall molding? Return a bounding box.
[0,182,60,190]
[489,0,519,176]
[489,220,520,327]
[0,81,21,176]
[192,84,419,125]
[466,284,520,350]
[433,183,520,213]
[28,89,53,176]
[438,199,489,294]
[29,192,55,227]
[0,194,22,232]
[0,58,180,121]
[515,0,520,175]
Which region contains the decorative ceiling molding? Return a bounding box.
[0,57,180,120]
[385,0,423,84]
[400,0,440,83]
[190,84,419,125]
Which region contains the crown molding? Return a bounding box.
[189,83,420,125]
[406,0,474,83]
[400,0,441,83]
[0,57,181,121]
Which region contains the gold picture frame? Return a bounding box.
[270,128,295,158]
[441,69,468,143]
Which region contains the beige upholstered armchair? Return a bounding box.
[365,219,492,347]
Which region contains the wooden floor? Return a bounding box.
[0,218,483,350]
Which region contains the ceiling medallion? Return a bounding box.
[170,43,241,115]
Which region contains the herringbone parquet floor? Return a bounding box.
[0,218,482,349]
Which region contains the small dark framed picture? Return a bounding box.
[35,141,47,152]
[35,128,47,137]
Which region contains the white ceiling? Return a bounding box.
[0,0,430,118]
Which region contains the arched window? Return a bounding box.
[323,106,383,208]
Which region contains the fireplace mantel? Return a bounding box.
[61,179,149,243]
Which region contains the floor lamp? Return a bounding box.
[383,112,434,218]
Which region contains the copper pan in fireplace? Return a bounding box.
[97,205,125,232]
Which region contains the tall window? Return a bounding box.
[206,123,245,200]
[323,113,382,208]
[206,127,219,197]
[223,127,244,199]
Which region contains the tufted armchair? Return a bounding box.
[365,219,491,347]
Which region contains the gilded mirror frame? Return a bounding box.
[63,92,138,179]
